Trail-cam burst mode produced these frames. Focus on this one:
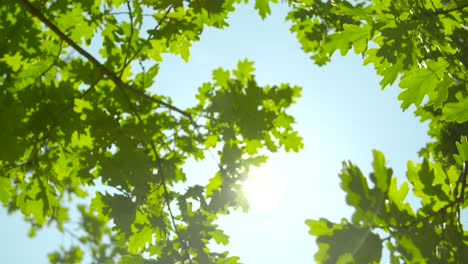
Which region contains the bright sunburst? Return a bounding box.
[242,165,285,212]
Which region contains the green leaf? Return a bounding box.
[322,24,371,56]
[336,254,354,264]
[254,0,276,19]
[335,2,371,19]
[233,59,255,83]
[0,177,12,205]
[206,173,222,196]
[378,61,401,88]
[204,134,218,149]
[370,150,391,193]
[280,131,304,152]
[397,235,424,262]
[212,68,231,87]
[406,159,451,209]
[102,194,136,235]
[70,129,94,149]
[0,52,23,71]
[222,255,241,264]
[441,95,468,123]
[128,226,153,254]
[429,76,452,109]
[134,64,159,89]
[388,178,408,206]
[340,161,371,212]
[118,255,145,264]
[454,136,468,166]
[274,112,294,128]
[209,229,230,245]
[305,218,336,237]
[398,58,448,110]
[245,139,262,155]
[73,98,93,113]
[315,224,382,264]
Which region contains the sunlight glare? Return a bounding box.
[242,165,285,212]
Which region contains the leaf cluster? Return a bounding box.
[0,0,302,263]
[288,0,468,262]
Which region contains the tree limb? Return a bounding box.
[17,0,192,119]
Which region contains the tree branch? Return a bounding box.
[397,197,461,230]
[18,0,191,119]
[433,3,468,16]
[118,86,194,264]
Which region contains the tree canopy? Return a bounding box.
[0,0,467,263]
[287,0,468,263]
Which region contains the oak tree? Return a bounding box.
[1,0,467,263]
[1,0,302,263]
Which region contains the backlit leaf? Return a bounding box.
[441,95,468,123]
[128,226,153,254]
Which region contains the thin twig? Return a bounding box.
[433,3,468,16]
[409,3,468,21]
[111,11,154,17]
[123,6,173,69]
[63,226,82,241]
[33,40,63,87]
[118,0,135,78]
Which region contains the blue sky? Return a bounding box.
[0,3,430,263]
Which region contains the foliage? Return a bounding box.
[2,0,467,263]
[0,0,302,263]
[287,0,468,262]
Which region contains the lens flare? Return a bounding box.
[242,166,284,212]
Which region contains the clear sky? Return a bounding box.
[1,3,430,263]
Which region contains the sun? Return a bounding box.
[242,165,285,212]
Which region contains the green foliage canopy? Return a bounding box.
[1,0,467,263]
[1,0,301,263]
[287,0,468,263]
